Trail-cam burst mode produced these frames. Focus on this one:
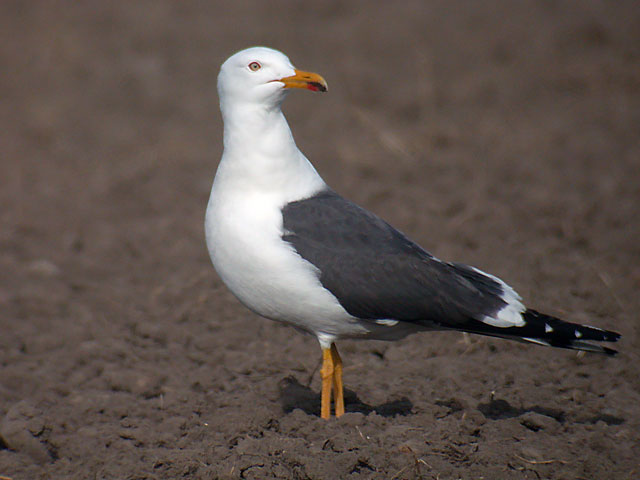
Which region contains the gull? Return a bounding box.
[205,46,620,419]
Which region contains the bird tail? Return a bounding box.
[464,309,621,356]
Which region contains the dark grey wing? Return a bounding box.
[281,189,508,326]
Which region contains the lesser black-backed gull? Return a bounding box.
[205,47,620,419]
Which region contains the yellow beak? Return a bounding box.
[279,69,328,92]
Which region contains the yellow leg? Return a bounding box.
[320,347,333,419]
[330,344,345,417]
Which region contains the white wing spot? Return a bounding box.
[376,319,399,327]
[575,329,583,338]
[471,267,525,328]
[545,324,553,333]
[482,311,524,328]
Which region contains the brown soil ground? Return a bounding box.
[1,1,639,479]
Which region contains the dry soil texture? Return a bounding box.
[1,1,639,479]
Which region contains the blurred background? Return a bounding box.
[1,1,638,478]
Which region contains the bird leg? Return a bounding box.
[320,344,345,419]
[320,347,334,419]
[330,343,345,417]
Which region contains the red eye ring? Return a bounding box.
[248,61,261,71]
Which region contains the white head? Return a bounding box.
[218,47,328,111]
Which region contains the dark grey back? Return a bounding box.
[281,189,507,326]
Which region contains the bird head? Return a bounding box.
[218,47,328,109]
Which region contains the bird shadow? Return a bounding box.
[477,398,566,422]
[477,398,625,426]
[279,379,624,425]
[278,376,413,418]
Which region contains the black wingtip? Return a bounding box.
[464,309,621,356]
[568,340,619,356]
[521,309,621,356]
[604,331,622,343]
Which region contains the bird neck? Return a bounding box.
[221,103,298,159]
[217,102,326,198]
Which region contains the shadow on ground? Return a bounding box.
[279,376,413,417]
[477,398,624,426]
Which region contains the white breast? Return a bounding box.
[205,158,367,339]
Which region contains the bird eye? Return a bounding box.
[248,61,261,72]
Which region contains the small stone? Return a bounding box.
[520,411,560,433]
